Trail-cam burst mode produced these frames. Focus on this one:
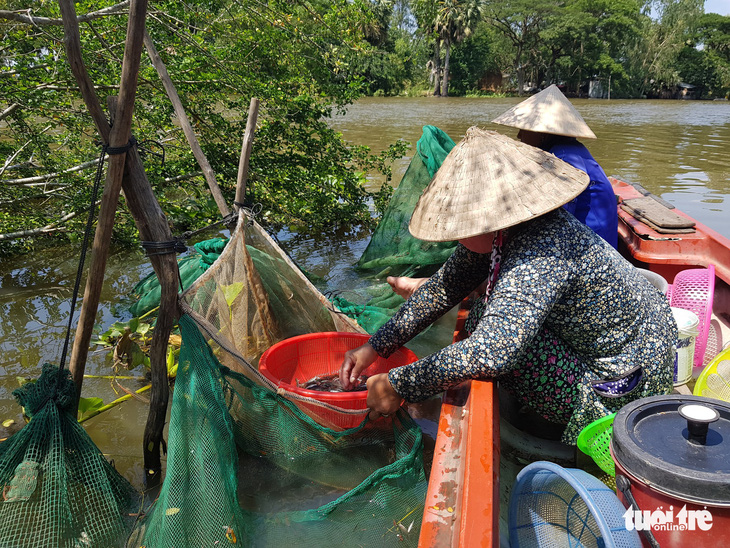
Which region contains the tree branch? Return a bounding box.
[0,103,20,121]
[0,2,129,27]
[2,158,101,185]
[0,203,98,241]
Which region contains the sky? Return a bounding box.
[705,0,730,15]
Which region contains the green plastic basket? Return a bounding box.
[577,413,616,477]
[693,346,730,402]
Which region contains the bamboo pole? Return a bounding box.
[59,0,178,483]
[61,0,148,398]
[234,97,260,208]
[143,30,230,218]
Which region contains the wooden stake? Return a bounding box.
[60,0,149,399]
[235,97,260,208]
[143,31,231,218]
[59,0,178,483]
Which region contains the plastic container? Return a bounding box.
[636,268,668,296]
[258,332,418,429]
[508,461,641,548]
[693,346,730,402]
[611,395,730,548]
[671,307,699,386]
[669,265,715,371]
[577,413,616,477]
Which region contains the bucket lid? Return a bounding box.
[671,307,699,332]
[611,395,730,506]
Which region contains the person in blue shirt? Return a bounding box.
[492,84,618,249]
[387,88,619,300]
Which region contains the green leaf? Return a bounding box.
[167,347,178,377]
[222,282,244,307]
[77,397,104,419]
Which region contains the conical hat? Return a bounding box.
[491,85,596,139]
[408,127,589,242]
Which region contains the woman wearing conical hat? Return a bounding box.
[385,87,617,301]
[339,128,674,445]
[492,84,618,249]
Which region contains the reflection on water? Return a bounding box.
[0,246,154,488]
[330,97,730,238]
[0,97,728,497]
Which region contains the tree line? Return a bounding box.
[1,0,728,255]
[352,0,730,99]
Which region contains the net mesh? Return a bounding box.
[130,237,228,317]
[327,125,458,335]
[356,125,457,275]
[0,127,463,547]
[129,213,428,547]
[0,364,139,548]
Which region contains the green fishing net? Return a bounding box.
[130,238,228,317]
[129,125,459,337]
[130,315,426,547]
[128,213,428,547]
[325,125,459,335]
[356,125,457,275]
[0,126,461,547]
[0,364,138,547]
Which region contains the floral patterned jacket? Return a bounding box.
[369,208,675,443]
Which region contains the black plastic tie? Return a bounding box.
[105,136,137,156]
[141,238,188,257]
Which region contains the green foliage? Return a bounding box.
[2,0,724,259]
[676,45,723,98]
[0,0,406,255]
[625,0,704,96]
[448,23,499,95]
[693,13,730,98]
[77,396,105,420]
[92,317,153,371]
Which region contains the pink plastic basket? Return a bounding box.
[669,264,715,369]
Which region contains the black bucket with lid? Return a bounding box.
[611,394,730,547]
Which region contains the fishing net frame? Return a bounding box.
[131,211,428,547]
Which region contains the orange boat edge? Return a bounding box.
[418,303,500,548]
[417,177,730,547]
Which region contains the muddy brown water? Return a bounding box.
[1,97,728,497]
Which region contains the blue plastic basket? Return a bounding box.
[508,461,641,548]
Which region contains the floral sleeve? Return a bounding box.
[368,244,491,357]
[386,244,576,402]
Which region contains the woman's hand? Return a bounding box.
[339,342,378,391]
[366,373,404,420]
[386,276,428,300]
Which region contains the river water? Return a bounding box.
[1,97,729,492]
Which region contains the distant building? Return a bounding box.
[589,79,608,99]
[478,71,507,92]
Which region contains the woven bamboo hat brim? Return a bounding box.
[408,127,589,242]
[491,84,597,139]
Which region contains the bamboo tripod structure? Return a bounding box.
[58,0,259,485]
